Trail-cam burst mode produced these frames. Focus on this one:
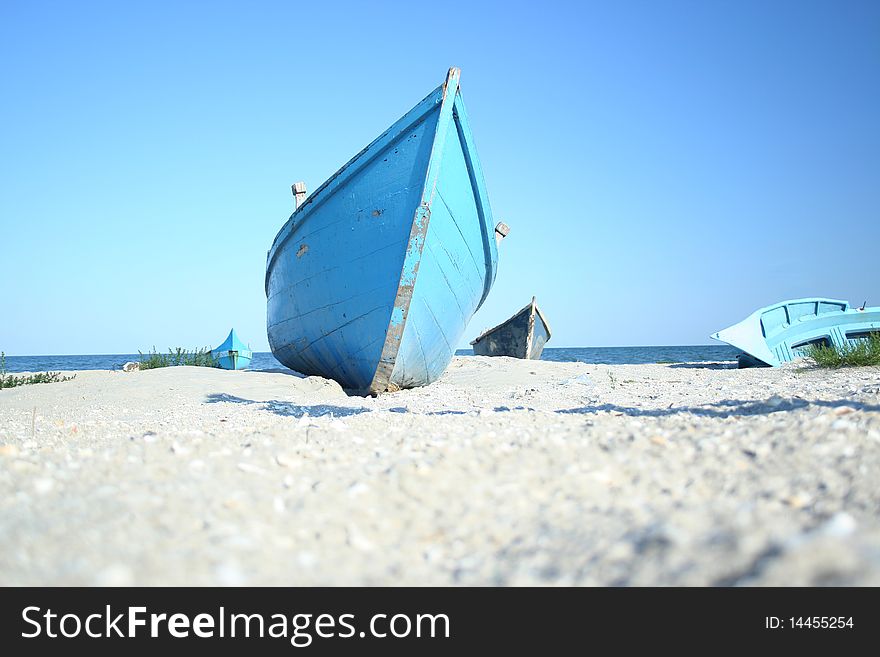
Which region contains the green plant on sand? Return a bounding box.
[804,333,880,368]
[138,347,219,370]
[0,352,76,389]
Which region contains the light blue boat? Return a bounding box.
[711,298,880,367]
[212,329,252,370]
[265,68,503,394]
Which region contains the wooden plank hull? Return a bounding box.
[471,298,551,359]
[711,298,880,367]
[266,69,498,393]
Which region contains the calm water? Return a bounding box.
[2,346,738,373]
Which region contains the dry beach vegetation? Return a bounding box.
[0,353,74,390]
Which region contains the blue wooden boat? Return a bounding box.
[711,298,880,367]
[471,297,551,359]
[265,68,504,393]
[212,329,252,370]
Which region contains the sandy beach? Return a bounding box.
[1,357,879,586]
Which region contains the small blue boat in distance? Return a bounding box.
[266,67,505,394]
[212,329,253,370]
[711,298,880,367]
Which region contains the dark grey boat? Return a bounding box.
[470,297,551,359]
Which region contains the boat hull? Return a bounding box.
[471,298,551,359]
[216,351,252,370]
[711,298,880,367]
[266,69,498,393]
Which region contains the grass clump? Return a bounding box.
[0,352,76,389]
[805,333,880,368]
[138,347,219,370]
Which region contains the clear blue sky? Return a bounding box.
[2,0,878,355]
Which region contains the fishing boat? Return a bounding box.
[265,68,505,393]
[212,329,253,370]
[711,298,880,367]
[471,297,551,359]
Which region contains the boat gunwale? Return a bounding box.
[264,84,447,295]
[533,300,552,340]
[212,329,252,355]
[470,297,547,346]
[449,92,498,311]
[712,297,854,341]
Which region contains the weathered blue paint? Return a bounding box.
[212,328,253,370]
[265,68,498,393]
[471,297,552,360]
[711,298,880,367]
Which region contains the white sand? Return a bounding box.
[1,357,879,585]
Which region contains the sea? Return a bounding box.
[2,345,739,373]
